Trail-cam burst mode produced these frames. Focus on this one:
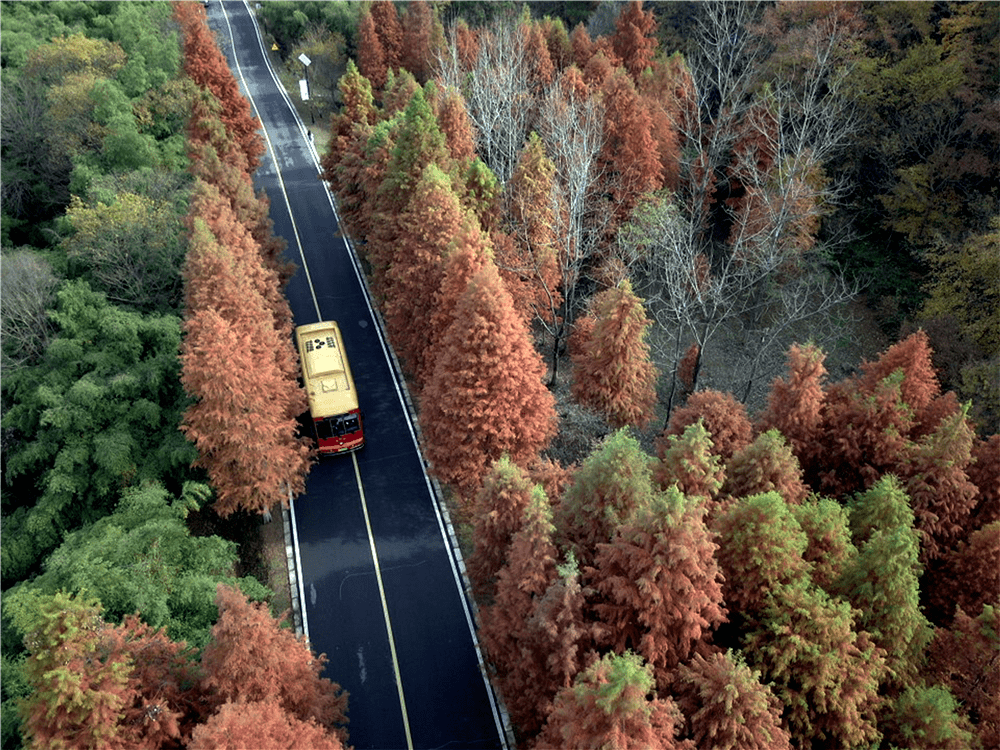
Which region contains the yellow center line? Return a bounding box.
[353,452,414,750]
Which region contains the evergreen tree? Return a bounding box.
[588,486,726,685]
[791,497,857,593]
[421,260,556,500]
[835,477,932,686]
[535,652,692,750]
[744,580,887,750]
[652,420,725,502]
[675,650,791,750]
[881,684,977,750]
[712,492,810,619]
[553,430,658,568]
[570,280,659,430]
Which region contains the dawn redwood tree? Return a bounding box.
[422,214,492,386]
[17,592,202,750]
[479,487,559,734]
[756,342,828,470]
[173,1,263,170]
[569,280,659,430]
[189,699,344,750]
[927,605,1000,749]
[370,0,402,74]
[420,260,556,500]
[383,163,464,380]
[433,85,476,165]
[399,0,436,84]
[881,684,977,750]
[200,585,348,741]
[597,66,663,234]
[791,497,856,593]
[744,580,887,750]
[660,389,753,462]
[929,521,1000,625]
[355,11,387,91]
[968,434,1000,528]
[859,329,941,417]
[834,476,932,686]
[553,430,658,568]
[902,403,979,561]
[535,651,692,750]
[588,486,726,686]
[466,455,536,600]
[712,491,810,619]
[675,650,791,750]
[652,420,725,503]
[611,1,658,82]
[722,429,809,505]
[499,132,562,327]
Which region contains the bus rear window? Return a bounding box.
[315,413,361,439]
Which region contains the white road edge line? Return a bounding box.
[232,3,510,748]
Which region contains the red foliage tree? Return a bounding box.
[929,521,1000,624]
[570,22,595,70]
[433,85,476,164]
[466,455,535,600]
[611,1,658,81]
[652,420,725,502]
[675,650,791,750]
[399,0,435,83]
[637,60,683,191]
[902,403,978,561]
[927,604,1000,749]
[479,488,559,733]
[422,215,491,380]
[598,67,663,233]
[173,1,264,170]
[535,652,693,750]
[420,260,556,500]
[860,329,941,415]
[189,699,344,750]
[570,280,659,429]
[356,11,388,91]
[19,592,192,750]
[815,369,914,497]
[453,18,480,70]
[968,434,1000,527]
[722,429,809,505]
[756,342,828,472]
[200,585,348,742]
[370,0,402,74]
[500,132,562,326]
[383,163,463,380]
[588,487,726,686]
[661,389,753,462]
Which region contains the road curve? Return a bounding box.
[211,3,508,748]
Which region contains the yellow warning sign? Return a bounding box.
[271,42,279,51]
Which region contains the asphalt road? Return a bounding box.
[212,3,507,748]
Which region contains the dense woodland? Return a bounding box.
[1,1,997,749]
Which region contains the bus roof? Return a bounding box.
[296,321,359,417]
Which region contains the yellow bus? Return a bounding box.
[295,320,364,454]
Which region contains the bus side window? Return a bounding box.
[315,418,334,440]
